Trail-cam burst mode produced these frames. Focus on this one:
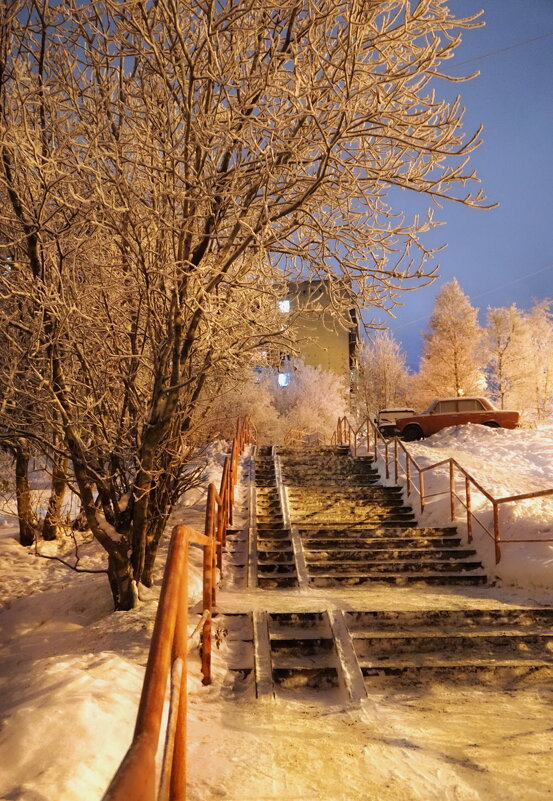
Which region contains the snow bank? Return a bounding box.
[0,438,246,801]
[380,424,553,590]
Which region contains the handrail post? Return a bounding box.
[406,455,411,497]
[493,501,501,564]
[394,438,398,484]
[228,441,236,527]
[168,538,189,801]
[419,469,425,514]
[201,488,216,685]
[371,418,376,460]
[216,494,224,573]
[449,461,455,521]
[466,477,472,543]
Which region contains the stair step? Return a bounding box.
[300,527,458,536]
[258,576,298,589]
[307,559,482,574]
[257,564,297,575]
[271,650,336,669]
[310,573,487,587]
[256,525,290,533]
[257,541,293,550]
[257,551,295,563]
[305,548,477,561]
[352,633,553,657]
[304,538,463,549]
[272,667,340,688]
[293,518,417,525]
[345,608,553,630]
[268,612,331,635]
[360,659,553,684]
[270,637,335,655]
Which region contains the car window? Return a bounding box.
[434,400,457,413]
[458,399,485,411]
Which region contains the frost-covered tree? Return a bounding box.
[0,1,492,608]
[526,301,553,422]
[485,305,531,410]
[416,279,484,404]
[356,333,410,418]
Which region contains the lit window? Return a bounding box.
[278,299,290,313]
[278,372,290,387]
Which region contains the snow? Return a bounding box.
[1,431,552,801]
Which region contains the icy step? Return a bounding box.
[256,525,290,534]
[272,667,340,689]
[224,641,255,670]
[307,559,482,574]
[353,633,553,658]
[290,502,409,512]
[305,548,478,561]
[257,564,298,576]
[258,576,298,589]
[288,491,402,499]
[268,612,331,635]
[303,537,462,549]
[360,658,553,685]
[344,608,553,631]
[271,637,335,655]
[257,540,293,550]
[300,526,458,536]
[310,572,487,587]
[293,512,417,520]
[294,519,417,529]
[269,627,332,640]
[271,650,337,670]
[257,551,295,564]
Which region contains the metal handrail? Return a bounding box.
[103,417,255,801]
[284,427,326,447]
[334,415,553,564]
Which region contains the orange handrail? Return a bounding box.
[334,416,553,564]
[103,417,255,801]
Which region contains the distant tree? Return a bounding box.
[485,305,531,409]
[526,301,553,422]
[416,279,484,404]
[356,333,410,419]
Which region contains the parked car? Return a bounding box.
[396,397,520,441]
[375,408,416,437]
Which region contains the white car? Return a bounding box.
[375,408,416,438]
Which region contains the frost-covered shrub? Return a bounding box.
[275,360,347,440]
[204,371,282,444]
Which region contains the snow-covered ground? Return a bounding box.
[1,429,552,801]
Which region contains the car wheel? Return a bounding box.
[402,424,424,441]
[482,421,500,428]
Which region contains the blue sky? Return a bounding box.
[367,0,553,372]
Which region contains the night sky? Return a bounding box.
[366,0,553,372]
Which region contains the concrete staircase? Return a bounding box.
[254,446,298,589]
[219,445,553,697]
[280,447,487,587]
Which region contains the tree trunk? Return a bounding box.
[14,441,37,546]
[141,511,171,588]
[42,454,67,540]
[108,552,138,611]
